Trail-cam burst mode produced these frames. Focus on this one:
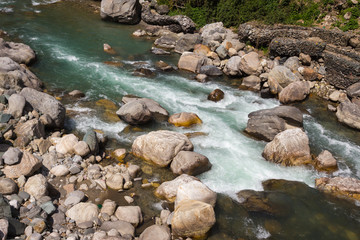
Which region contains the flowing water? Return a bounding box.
[1,1,360,239]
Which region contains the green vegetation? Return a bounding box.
[158,0,360,31]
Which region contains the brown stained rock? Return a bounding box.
[208,89,224,102]
[315,150,338,172]
[239,52,260,75]
[262,128,312,166]
[194,44,211,56]
[168,112,202,127]
[315,177,360,201]
[3,151,42,179]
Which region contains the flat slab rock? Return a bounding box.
[315,177,360,201]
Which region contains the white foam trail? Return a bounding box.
[31,0,60,6]
[0,7,13,13]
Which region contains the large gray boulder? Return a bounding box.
[200,22,227,46]
[100,0,142,25]
[239,52,260,75]
[100,221,135,237]
[14,119,45,140]
[132,130,193,167]
[0,38,36,65]
[114,206,143,227]
[245,106,303,141]
[175,34,202,53]
[223,56,241,76]
[0,57,42,91]
[175,181,217,208]
[336,100,360,130]
[262,128,312,166]
[116,100,152,125]
[20,87,65,128]
[347,82,360,98]
[2,147,22,165]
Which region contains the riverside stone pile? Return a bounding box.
[0,36,217,240]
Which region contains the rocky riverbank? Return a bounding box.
[1,0,360,239]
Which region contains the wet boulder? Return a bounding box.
[100,0,142,25]
[155,174,199,202]
[245,106,303,141]
[168,112,202,127]
[178,52,211,73]
[132,130,193,167]
[0,38,36,65]
[208,89,224,102]
[315,150,338,171]
[122,96,169,121]
[170,151,211,176]
[278,81,311,104]
[20,87,66,128]
[172,199,216,239]
[262,128,312,166]
[315,177,360,201]
[116,100,152,125]
[336,100,360,130]
[237,190,279,215]
[3,151,42,178]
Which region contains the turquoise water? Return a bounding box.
[1,1,360,239]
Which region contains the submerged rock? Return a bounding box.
[168,112,202,127]
[132,130,193,167]
[262,128,312,166]
[100,0,141,25]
